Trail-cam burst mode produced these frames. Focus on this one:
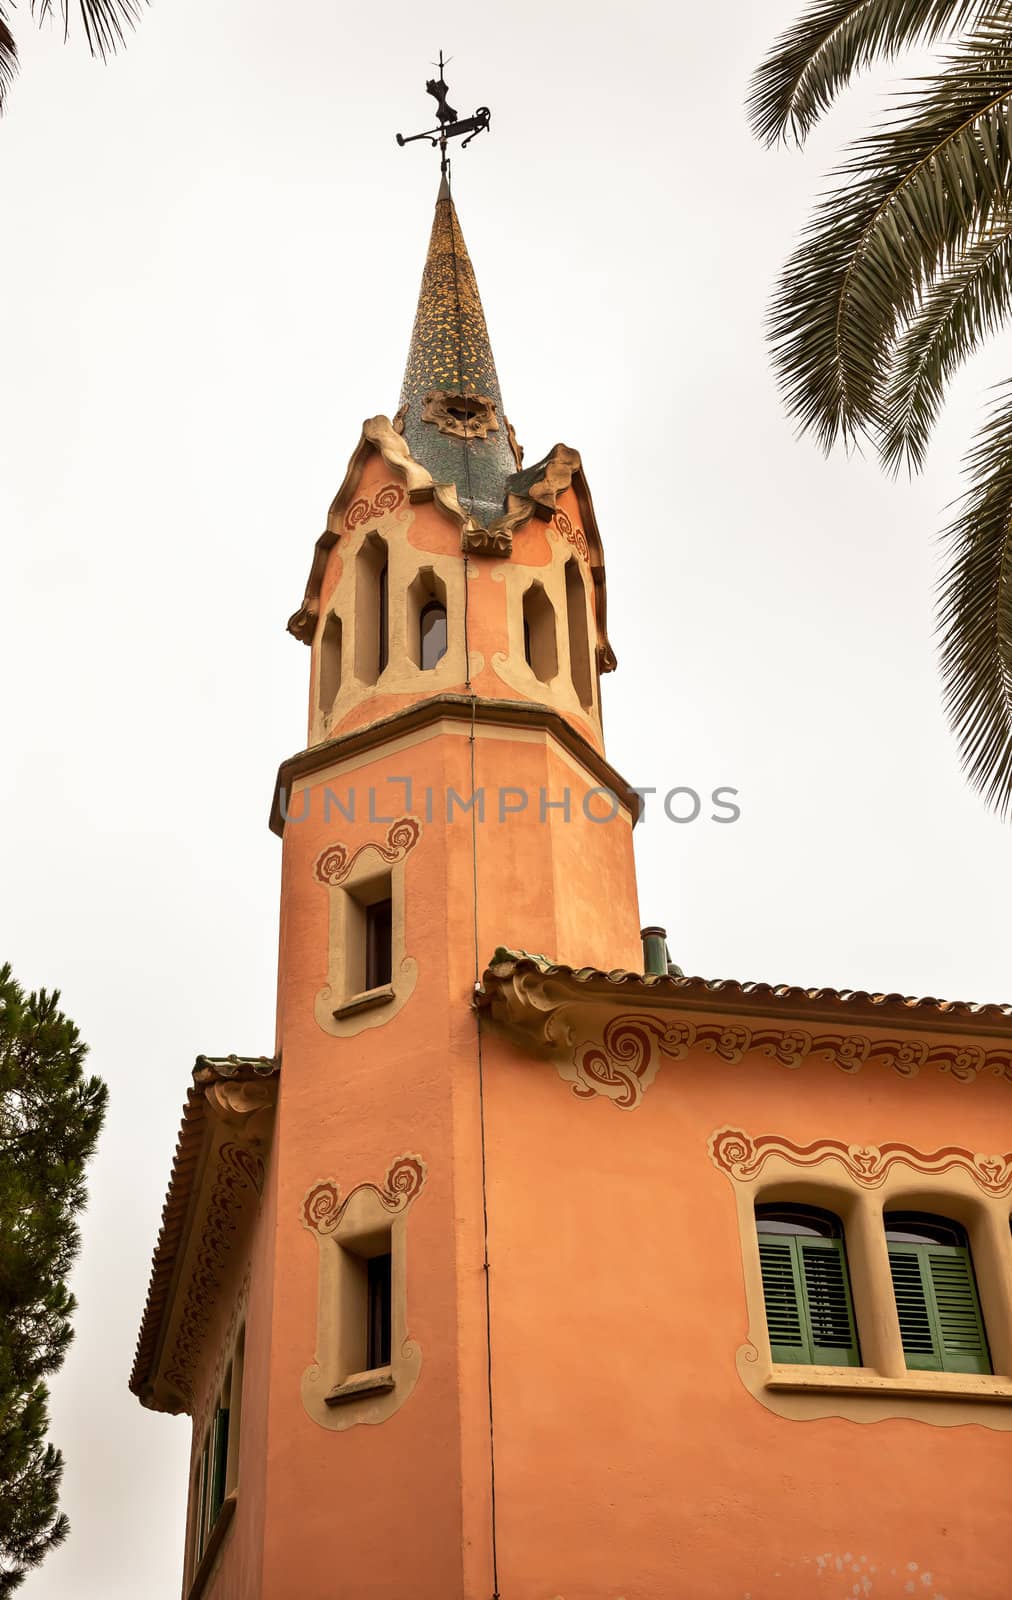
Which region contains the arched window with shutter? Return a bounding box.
[884,1212,991,1374]
[755,1203,861,1366]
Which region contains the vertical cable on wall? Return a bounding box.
[447,156,501,1600]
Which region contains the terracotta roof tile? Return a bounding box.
[480,949,1012,1032]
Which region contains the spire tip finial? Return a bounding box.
[395,56,491,174]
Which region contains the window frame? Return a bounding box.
[186,1324,245,1595]
[755,1203,861,1367]
[300,1164,426,1431]
[885,1211,992,1375]
[711,1132,1012,1427]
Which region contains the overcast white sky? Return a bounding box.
[3,2,1011,1594]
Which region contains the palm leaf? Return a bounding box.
[770,23,1012,450]
[0,2,17,110]
[748,0,994,145]
[31,0,146,60]
[880,215,1012,469]
[939,382,1012,814]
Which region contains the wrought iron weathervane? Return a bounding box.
[396,53,490,174]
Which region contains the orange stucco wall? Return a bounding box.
[231,698,640,1598]
[185,449,1012,1600]
[477,1030,1011,1599]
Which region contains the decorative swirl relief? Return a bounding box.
[562,1013,1012,1109]
[343,482,405,533]
[313,816,421,888]
[301,1154,428,1237]
[708,1126,1012,1195]
[554,509,589,561]
[565,1015,687,1110]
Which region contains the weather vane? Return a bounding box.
[396,53,490,174]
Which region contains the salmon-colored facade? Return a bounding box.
[131,178,1012,1600]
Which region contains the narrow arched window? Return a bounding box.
[755,1203,860,1366]
[885,1212,991,1374]
[318,612,342,716]
[564,558,593,710]
[377,560,389,676]
[355,535,389,685]
[419,600,447,670]
[522,582,558,684]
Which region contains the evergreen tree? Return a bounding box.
[0,964,107,1594]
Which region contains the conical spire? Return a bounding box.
[397,177,520,527]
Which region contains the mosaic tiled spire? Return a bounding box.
[398,175,519,527]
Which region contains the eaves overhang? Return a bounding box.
[476,949,1012,1111]
[129,1055,278,1413]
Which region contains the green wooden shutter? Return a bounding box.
[759,1235,860,1366]
[799,1239,861,1366]
[926,1247,990,1373]
[759,1235,810,1362]
[888,1246,937,1367]
[195,1440,210,1559]
[208,1407,230,1527]
[888,1243,991,1374]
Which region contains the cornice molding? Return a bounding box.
[477,959,1012,1112]
[270,695,641,836]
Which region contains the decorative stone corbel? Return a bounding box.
[202,1076,277,1148]
[478,956,673,1111]
[461,522,514,557]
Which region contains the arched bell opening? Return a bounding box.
[564,557,594,711]
[522,580,559,685]
[407,568,449,671]
[355,534,389,685]
[318,612,343,718]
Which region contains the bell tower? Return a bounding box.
[255,68,643,1595]
[288,170,617,765]
[133,62,643,1600]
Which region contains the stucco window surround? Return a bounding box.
[309,486,472,744]
[300,1156,426,1432]
[312,817,421,1038]
[710,1127,1012,1429]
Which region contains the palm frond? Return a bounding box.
[0,2,18,114]
[880,215,1012,470]
[938,382,1012,814]
[31,0,146,61]
[770,24,1012,450]
[748,0,993,145]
